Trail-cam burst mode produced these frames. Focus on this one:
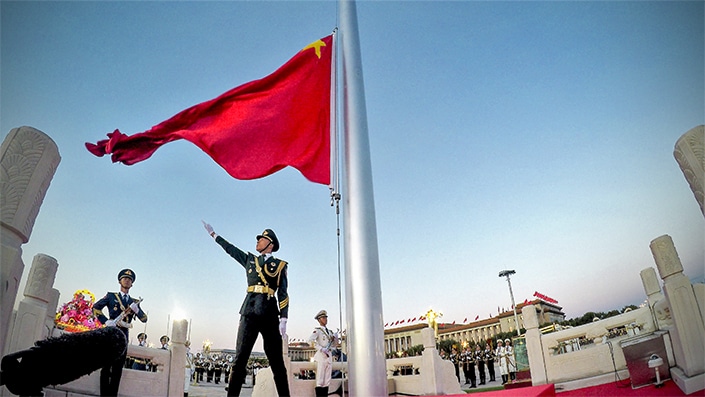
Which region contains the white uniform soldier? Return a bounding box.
[505,338,516,381]
[496,339,509,384]
[308,310,339,397]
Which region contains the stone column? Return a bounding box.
[674,125,704,216]
[7,254,58,354]
[45,288,60,338]
[420,327,441,394]
[168,319,188,397]
[650,235,704,383]
[640,267,673,329]
[521,304,547,385]
[1,126,61,355]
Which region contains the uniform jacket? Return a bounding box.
[216,236,289,318]
[309,326,337,362]
[93,292,148,337]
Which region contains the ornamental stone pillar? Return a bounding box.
[1,126,61,356]
[168,319,188,397]
[522,304,547,385]
[674,125,704,216]
[7,254,58,355]
[640,267,673,329]
[650,234,705,394]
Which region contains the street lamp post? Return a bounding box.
[499,270,521,336]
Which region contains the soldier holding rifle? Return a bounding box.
[93,268,148,396]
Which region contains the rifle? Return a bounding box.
[113,297,143,328]
[322,328,339,357]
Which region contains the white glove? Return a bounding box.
[202,220,214,236]
[105,319,117,327]
[130,302,140,313]
[279,318,287,336]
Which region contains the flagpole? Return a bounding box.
[339,1,388,396]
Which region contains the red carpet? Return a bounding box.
[440,378,698,397]
[446,384,556,397]
[558,379,694,396]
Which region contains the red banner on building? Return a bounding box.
[534,291,558,304]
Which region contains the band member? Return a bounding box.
[496,339,509,384]
[308,310,339,397]
[206,359,214,383]
[462,346,476,388]
[484,341,496,382]
[450,347,460,382]
[195,354,205,383]
[203,222,290,396]
[214,358,223,384]
[474,344,486,385]
[160,335,170,350]
[93,268,148,396]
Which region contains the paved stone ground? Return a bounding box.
[186,363,505,396]
[187,376,252,397]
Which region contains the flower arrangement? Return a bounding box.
[55,289,103,333]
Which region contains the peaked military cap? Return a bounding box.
[314,309,328,320]
[256,229,280,252]
[118,268,136,282]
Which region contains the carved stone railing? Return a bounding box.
[524,305,657,385]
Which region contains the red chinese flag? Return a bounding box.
[86,35,334,185]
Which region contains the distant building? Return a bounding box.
[289,341,315,362]
[286,299,565,358]
[384,299,565,354]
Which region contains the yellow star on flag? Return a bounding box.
[302,39,326,59]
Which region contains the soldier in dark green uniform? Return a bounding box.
[202,222,290,397]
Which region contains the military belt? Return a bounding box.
[247,285,275,295]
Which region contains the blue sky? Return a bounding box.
[2,1,703,352]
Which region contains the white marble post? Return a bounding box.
[650,234,705,394]
[674,125,704,216]
[7,254,58,354]
[420,328,440,394]
[640,267,673,329]
[522,304,548,385]
[1,126,61,355]
[168,319,188,397]
[252,336,294,397]
[45,288,60,338]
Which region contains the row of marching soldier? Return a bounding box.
[449,338,516,388]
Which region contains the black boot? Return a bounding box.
[315,386,327,396]
[330,384,343,395]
